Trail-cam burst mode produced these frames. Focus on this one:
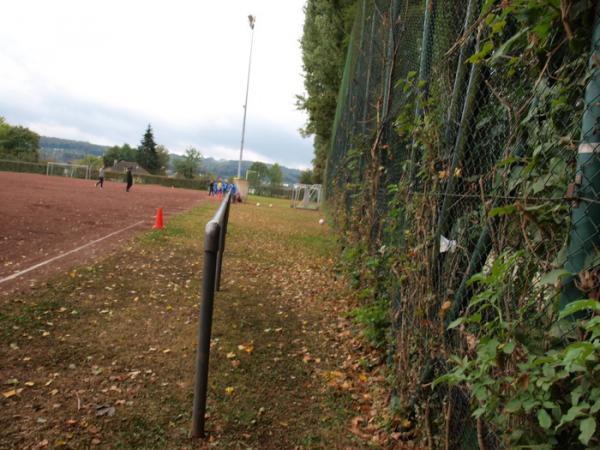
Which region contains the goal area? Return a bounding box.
[291,184,322,210]
[46,162,90,180]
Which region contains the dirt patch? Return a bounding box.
[0,172,210,295]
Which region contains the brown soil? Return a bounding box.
[0,172,208,295]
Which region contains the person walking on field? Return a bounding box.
[216,178,223,200]
[125,168,133,192]
[96,167,105,188]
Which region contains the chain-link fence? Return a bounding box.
[327,0,600,447]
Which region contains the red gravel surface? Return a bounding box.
[0,172,208,294]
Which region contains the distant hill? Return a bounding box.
[40,136,107,161]
[39,136,302,184]
[197,157,301,184]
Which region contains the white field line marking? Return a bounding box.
[0,220,145,285]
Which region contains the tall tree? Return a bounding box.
[75,155,104,170]
[247,161,270,187]
[299,169,315,184]
[298,0,357,183]
[268,163,283,185]
[103,143,137,167]
[174,147,202,179]
[0,117,40,162]
[137,124,160,174]
[155,145,170,175]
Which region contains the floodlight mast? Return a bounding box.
[237,15,256,179]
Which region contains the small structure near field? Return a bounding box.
[109,160,150,175]
[291,184,322,210]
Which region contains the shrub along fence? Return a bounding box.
[327,0,600,448]
[251,184,293,199]
[0,159,47,175]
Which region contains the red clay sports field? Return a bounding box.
[0,172,208,294]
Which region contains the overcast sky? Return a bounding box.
[0,1,314,169]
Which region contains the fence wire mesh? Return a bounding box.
[326,0,600,447]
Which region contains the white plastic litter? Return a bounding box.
[440,235,457,253]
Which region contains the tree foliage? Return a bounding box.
[174,147,202,179]
[137,124,161,174]
[298,0,357,183]
[75,155,103,170]
[268,163,283,185]
[248,161,270,187]
[299,169,315,184]
[0,117,40,162]
[103,143,137,167]
[155,144,170,175]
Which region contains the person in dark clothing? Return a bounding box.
[126,168,133,192]
[208,180,215,196]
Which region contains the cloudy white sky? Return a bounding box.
[0,1,314,169]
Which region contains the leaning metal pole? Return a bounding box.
[561,4,600,309]
[237,16,256,179]
[191,220,220,438]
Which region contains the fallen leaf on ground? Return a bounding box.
[2,389,17,399]
[96,405,116,417]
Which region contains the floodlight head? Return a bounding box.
[248,15,255,29]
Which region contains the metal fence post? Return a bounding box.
[215,193,231,292]
[191,220,221,438]
[561,4,600,309]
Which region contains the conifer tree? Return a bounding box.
[137,124,160,174]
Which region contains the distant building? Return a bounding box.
[108,160,150,175]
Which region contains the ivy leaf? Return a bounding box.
[579,416,596,446]
[432,373,452,389]
[488,205,517,218]
[539,269,571,286]
[504,398,522,413]
[537,409,552,429]
[467,41,494,64]
[559,300,600,320]
[501,341,515,354]
[447,317,466,330]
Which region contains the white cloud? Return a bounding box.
[0,0,312,168]
[203,145,274,165]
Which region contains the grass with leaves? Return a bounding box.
[0,196,391,449]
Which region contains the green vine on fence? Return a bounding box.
[327,0,598,446]
[429,1,599,447]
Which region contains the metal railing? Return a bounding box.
[191,191,231,438]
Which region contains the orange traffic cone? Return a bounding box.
[153,207,164,229]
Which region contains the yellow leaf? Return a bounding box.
[226,352,236,359]
[340,381,352,390]
[237,343,254,354]
[25,382,35,387]
[2,389,17,399]
[225,386,235,395]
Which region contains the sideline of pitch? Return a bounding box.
[0,220,146,285]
